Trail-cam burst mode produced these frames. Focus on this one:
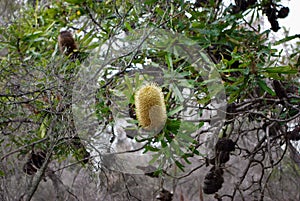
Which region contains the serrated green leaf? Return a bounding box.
[166,119,181,134]
[165,53,173,69]
[171,84,184,102]
[263,66,298,74]
[145,145,160,152]
[220,68,245,73]
[0,170,4,177]
[175,160,185,171]
[124,22,133,32]
[38,115,50,138]
[176,130,195,143]
[257,79,275,96]
[22,31,43,41]
[170,140,184,156]
[164,147,171,158]
[167,105,184,116]
[64,0,85,4]
[274,34,300,46]
[149,153,160,165]
[161,139,168,148]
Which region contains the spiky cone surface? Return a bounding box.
[135,84,167,132]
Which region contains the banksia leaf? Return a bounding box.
[135,84,167,132]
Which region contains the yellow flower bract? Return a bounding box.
[135,84,167,131]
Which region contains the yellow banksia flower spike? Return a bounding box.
[135,83,167,132]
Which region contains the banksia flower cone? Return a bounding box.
[135,84,167,132]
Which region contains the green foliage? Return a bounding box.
[0,0,299,177]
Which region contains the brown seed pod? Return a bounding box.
[58,31,78,57]
[226,103,236,121]
[82,152,90,164]
[270,19,280,32]
[286,126,300,141]
[264,6,280,32]
[23,150,46,175]
[277,7,289,18]
[262,121,281,136]
[218,151,230,164]
[273,80,287,99]
[215,138,235,152]
[203,167,224,194]
[23,162,37,175]
[209,151,230,165]
[31,151,46,169]
[157,188,173,201]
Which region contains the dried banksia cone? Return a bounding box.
[31,151,46,169]
[157,189,173,201]
[58,31,78,57]
[215,138,235,152]
[203,167,224,194]
[135,84,167,132]
[286,126,300,141]
[23,150,46,175]
[273,80,287,99]
[23,162,37,175]
[209,151,230,165]
[277,7,289,18]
